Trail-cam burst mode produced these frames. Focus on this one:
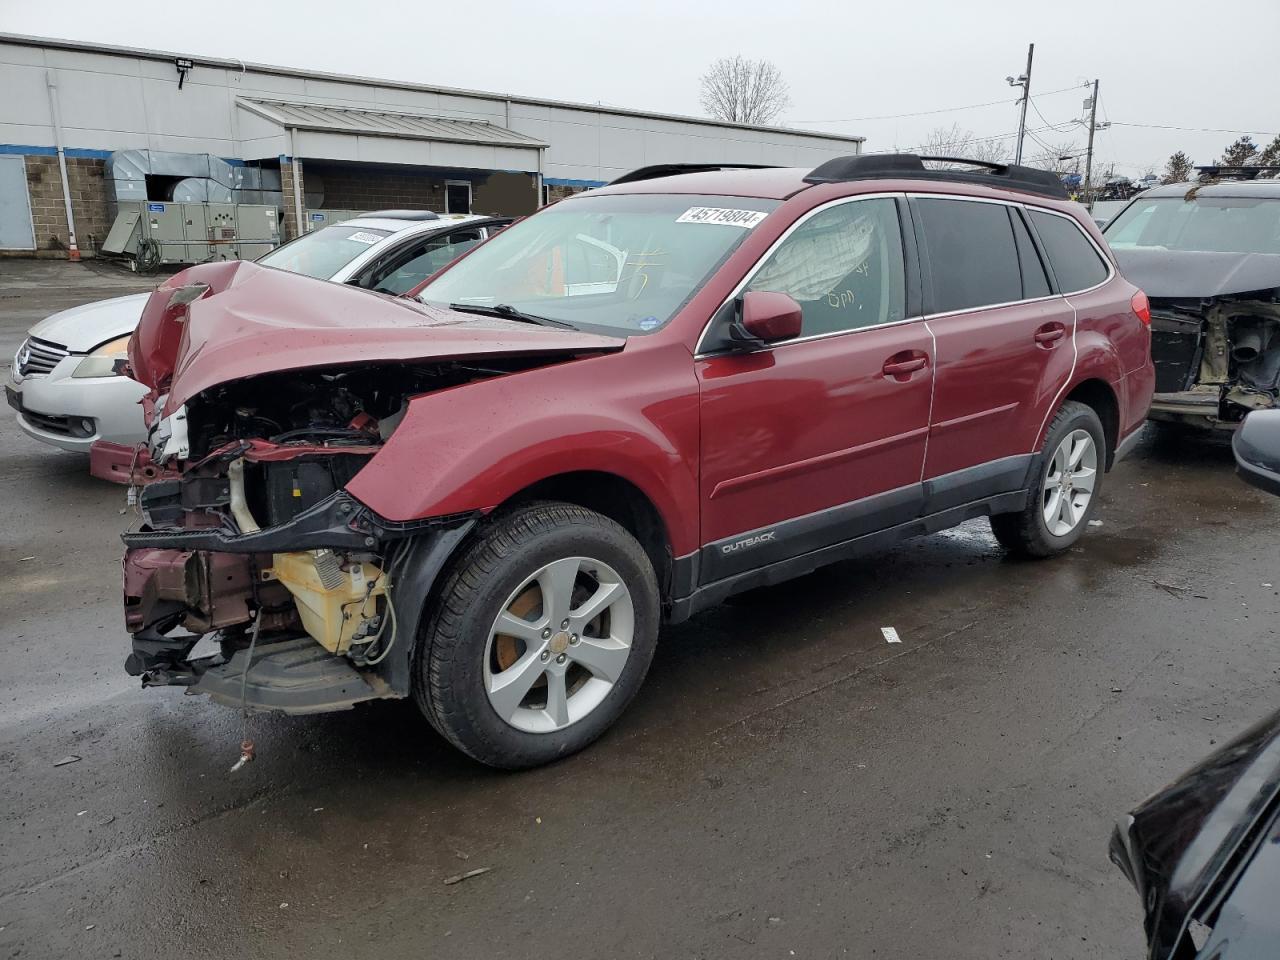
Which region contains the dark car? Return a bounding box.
[1111,410,1280,959]
[119,154,1154,768]
[1104,177,1280,431]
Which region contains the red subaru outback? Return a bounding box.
[122,155,1155,768]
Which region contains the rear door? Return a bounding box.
[914,196,1075,510]
[696,195,934,582]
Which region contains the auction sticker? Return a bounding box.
[676,207,768,228]
[346,231,383,245]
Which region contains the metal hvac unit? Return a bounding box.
[303,210,368,232]
[237,204,282,260]
[101,200,281,269]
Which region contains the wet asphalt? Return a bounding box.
[2,261,1279,960]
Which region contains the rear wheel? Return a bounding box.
[990,401,1105,557]
[414,502,659,768]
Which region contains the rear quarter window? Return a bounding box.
[1029,210,1110,293]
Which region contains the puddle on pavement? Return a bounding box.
[1079,533,1156,568]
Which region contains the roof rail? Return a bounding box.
[804,153,1069,199]
[607,163,779,186]
[1195,165,1280,182]
[359,209,441,220]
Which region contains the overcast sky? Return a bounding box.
[3,0,1277,178]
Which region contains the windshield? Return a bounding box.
[417,193,780,334]
[255,224,392,279]
[1105,196,1280,255]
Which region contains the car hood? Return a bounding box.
[1110,708,1280,959]
[1112,247,1280,299]
[130,261,626,415]
[28,292,150,352]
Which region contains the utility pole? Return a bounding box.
[1082,79,1099,206]
[1008,43,1034,165]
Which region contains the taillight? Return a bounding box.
[1131,290,1151,326]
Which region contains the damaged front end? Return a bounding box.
[1148,290,1280,429]
[122,375,477,713]
[119,260,621,714]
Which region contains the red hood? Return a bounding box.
[129,261,625,414]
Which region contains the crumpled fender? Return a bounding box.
[129,261,247,396]
[345,342,702,556]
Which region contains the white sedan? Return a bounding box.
[7,211,508,466]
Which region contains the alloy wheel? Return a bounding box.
[1042,428,1098,536]
[483,556,635,734]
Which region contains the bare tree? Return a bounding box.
[1024,141,1080,175]
[917,124,1011,167]
[699,56,790,125]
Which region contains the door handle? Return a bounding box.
[882,351,929,381]
[1034,324,1066,346]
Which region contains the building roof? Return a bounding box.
[237,98,547,149]
[0,32,863,145]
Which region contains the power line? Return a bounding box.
[1110,121,1279,136]
[1027,95,1080,134]
[789,83,1089,125]
[897,122,1064,155]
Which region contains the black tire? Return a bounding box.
[990,400,1106,558]
[414,501,660,769]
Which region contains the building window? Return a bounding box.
[445,180,472,214]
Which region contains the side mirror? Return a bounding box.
[1234,410,1280,497]
[732,291,803,345]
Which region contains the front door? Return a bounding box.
[445,181,472,214]
[913,197,1075,509]
[696,196,933,582]
[0,156,35,251]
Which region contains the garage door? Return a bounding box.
[0,156,35,250]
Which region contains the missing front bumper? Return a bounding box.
[188,637,392,715]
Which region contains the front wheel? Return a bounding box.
[990,400,1106,558]
[414,502,659,769]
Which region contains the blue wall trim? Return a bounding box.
[0,144,113,159]
[0,144,247,164]
[543,176,608,187]
[1,145,608,187]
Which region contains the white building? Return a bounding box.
[0,33,864,256]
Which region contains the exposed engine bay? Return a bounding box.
[121,356,550,708]
[1149,289,1280,428]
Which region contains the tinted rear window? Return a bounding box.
[1029,210,1109,293]
[916,198,1021,313]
